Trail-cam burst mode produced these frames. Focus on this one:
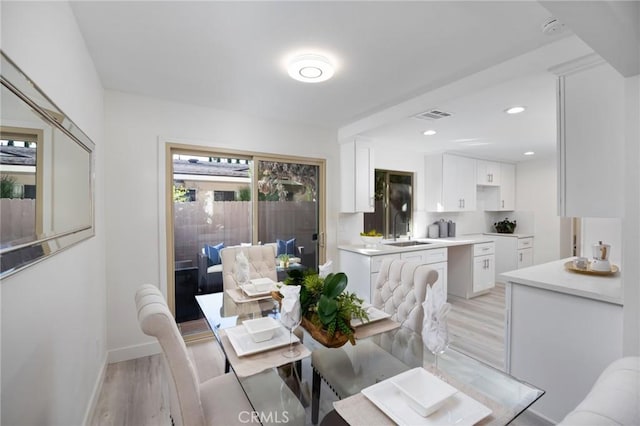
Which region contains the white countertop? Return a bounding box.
[499,257,622,305]
[338,234,495,256]
[483,232,534,238]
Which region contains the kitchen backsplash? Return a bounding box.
[414,210,535,238]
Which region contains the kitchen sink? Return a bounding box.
[385,241,432,247]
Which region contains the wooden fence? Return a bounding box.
[0,199,36,243]
[174,200,317,267]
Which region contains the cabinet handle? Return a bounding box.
[519,253,523,262]
[501,200,504,208]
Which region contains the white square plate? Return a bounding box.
[362,369,492,426]
[351,304,392,327]
[240,278,277,297]
[225,323,300,357]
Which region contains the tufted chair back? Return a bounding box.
[220,245,277,291]
[135,284,205,426]
[373,258,439,333]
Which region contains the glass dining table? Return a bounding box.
[195,291,544,425]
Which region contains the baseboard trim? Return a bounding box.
[107,341,161,364]
[82,356,108,426]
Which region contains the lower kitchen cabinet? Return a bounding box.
[489,234,535,280]
[448,241,496,299]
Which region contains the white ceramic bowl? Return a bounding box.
[390,368,458,417]
[361,235,383,246]
[242,317,281,343]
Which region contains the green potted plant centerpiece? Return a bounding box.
[277,269,369,347]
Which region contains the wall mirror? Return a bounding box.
[0,52,95,278]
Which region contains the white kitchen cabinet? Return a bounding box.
[483,162,515,211]
[491,234,534,278]
[551,53,624,218]
[426,153,476,212]
[517,247,533,269]
[400,248,448,298]
[473,254,495,293]
[340,138,374,213]
[447,241,495,299]
[476,160,501,186]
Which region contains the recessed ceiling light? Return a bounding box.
[524,151,535,156]
[505,106,526,114]
[423,129,437,136]
[288,54,334,83]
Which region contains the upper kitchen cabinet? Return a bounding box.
[340,137,374,213]
[484,162,516,211]
[551,54,624,218]
[426,153,476,212]
[476,160,501,186]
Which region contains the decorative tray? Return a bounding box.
[564,261,619,276]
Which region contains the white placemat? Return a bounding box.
[219,328,310,377]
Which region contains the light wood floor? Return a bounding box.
[448,282,506,370]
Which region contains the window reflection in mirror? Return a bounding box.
[0,52,94,278]
[364,170,413,239]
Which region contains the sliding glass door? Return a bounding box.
[166,144,325,339]
[256,159,320,271]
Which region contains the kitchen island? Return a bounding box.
[338,234,495,303]
[500,258,623,423]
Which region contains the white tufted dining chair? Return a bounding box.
[220,245,278,291]
[135,284,253,426]
[310,259,438,424]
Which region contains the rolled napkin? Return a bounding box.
[280,285,301,330]
[422,281,451,354]
[235,250,250,285]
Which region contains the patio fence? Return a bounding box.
[174,200,317,268]
[0,198,36,244]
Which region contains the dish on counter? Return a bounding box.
[361,372,492,426]
[564,261,619,276]
[389,368,458,417]
[225,323,299,356]
[351,304,392,327]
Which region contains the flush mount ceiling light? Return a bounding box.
[423,129,437,136]
[288,54,334,83]
[524,151,535,156]
[505,106,526,114]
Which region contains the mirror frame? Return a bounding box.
[0,51,95,279]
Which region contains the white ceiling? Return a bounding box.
[362,70,559,162]
[72,1,624,161]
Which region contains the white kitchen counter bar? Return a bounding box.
[499,257,622,305]
[338,234,495,255]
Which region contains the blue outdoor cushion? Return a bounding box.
[276,238,296,256]
[204,242,224,266]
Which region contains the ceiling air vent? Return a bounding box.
[413,109,453,121]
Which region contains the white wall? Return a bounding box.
[104,91,338,359]
[1,2,106,426]
[623,74,640,355]
[514,155,561,264]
